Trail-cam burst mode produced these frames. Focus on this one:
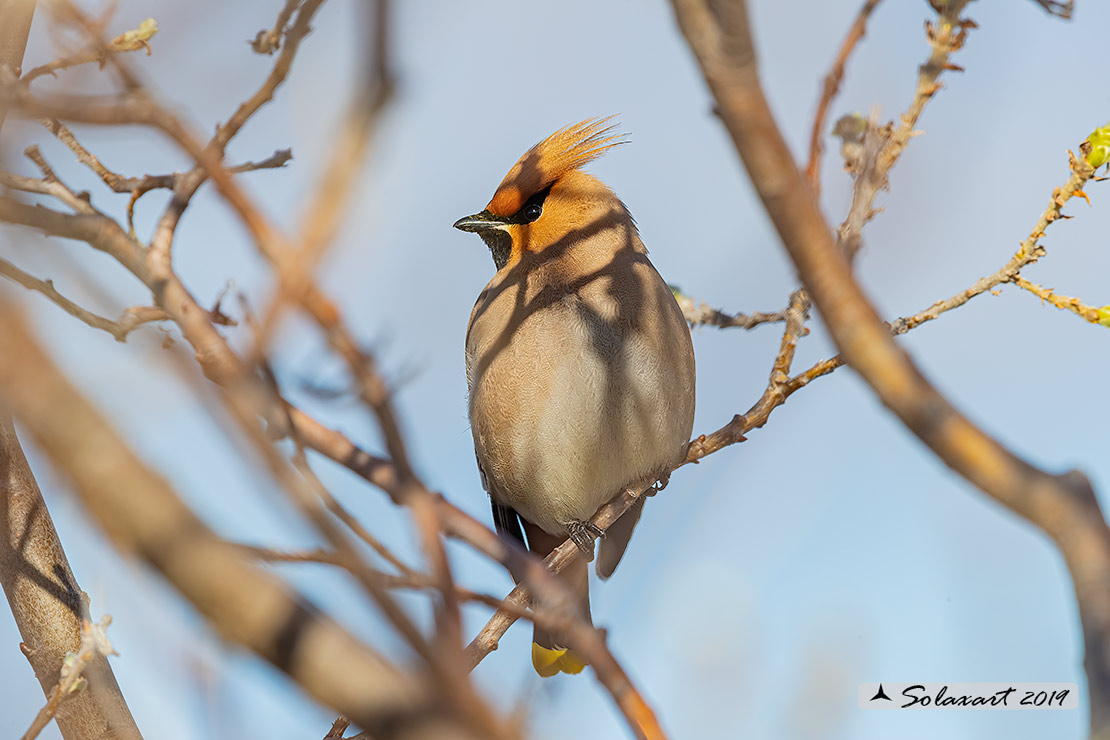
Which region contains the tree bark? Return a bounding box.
[1,417,145,740]
[1,4,144,738]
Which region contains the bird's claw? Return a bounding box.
[566,520,604,561]
[648,472,671,496]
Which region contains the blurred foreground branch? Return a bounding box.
[0,2,666,738]
[1,5,143,740]
[0,298,479,740]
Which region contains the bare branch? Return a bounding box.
[668,1,1110,735]
[216,0,325,152]
[258,0,393,342]
[778,152,1102,391]
[1012,275,1107,327]
[836,3,973,260]
[4,144,97,215]
[19,617,120,740]
[2,419,143,740]
[805,0,884,193]
[19,17,157,84]
[888,150,1094,335]
[1032,0,1074,18]
[250,0,302,55]
[674,288,788,329]
[0,298,469,740]
[41,118,291,197]
[0,0,36,130]
[244,545,541,618]
[0,257,165,341]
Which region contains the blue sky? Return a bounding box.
[1,1,1108,739]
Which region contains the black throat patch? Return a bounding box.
[479,229,513,270]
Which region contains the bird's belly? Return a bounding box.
[470,309,689,535]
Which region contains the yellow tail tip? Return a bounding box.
[532,642,588,677]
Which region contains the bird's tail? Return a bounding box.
[523,522,591,677]
[532,640,588,677]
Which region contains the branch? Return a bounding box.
[1012,275,1108,327]
[776,150,1102,391]
[673,288,787,329]
[244,545,542,618]
[0,298,473,740]
[216,0,325,152]
[805,0,884,193]
[1032,0,1074,18]
[1,8,143,740]
[4,9,667,735]
[259,0,394,342]
[2,418,144,740]
[836,3,973,260]
[0,257,166,341]
[20,17,158,84]
[668,1,1110,736]
[0,144,99,216]
[888,149,1094,334]
[41,118,292,197]
[19,616,121,740]
[250,0,300,55]
[0,0,35,130]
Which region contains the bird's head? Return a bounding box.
[454,117,629,271]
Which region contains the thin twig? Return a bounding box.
[836,2,973,260]
[257,0,393,345]
[805,0,884,194]
[1012,275,1106,327]
[322,716,349,740]
[19,144,96,214]
[0,298,454,739]
[1031,0,1073,18]
[0,257,166,341]
[674,289,788,329]
[216,0,325,152]
[41,117,293,197]
[19,617,117,740]
[250,0,300,54]
[243,545,541,619]
[888,149,1094,336]
[20,16,157,84]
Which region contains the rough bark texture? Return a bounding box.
[0,417,145,740]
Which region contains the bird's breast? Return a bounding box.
[466,256,695,535]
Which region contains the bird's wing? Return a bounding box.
[491,497,526,549]
[476,451,526,548]
[596,494,646,579]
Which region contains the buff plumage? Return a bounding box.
[455,118,695,676]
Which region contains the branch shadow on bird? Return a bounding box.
[465,185,688,567]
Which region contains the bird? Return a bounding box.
[454,117,696,677]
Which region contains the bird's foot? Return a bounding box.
[566,520,604,561]
[647,472,671,497]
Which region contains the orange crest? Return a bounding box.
[487,117,625,217]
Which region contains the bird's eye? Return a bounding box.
[513,185,551,224]
[522,202,543,222]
